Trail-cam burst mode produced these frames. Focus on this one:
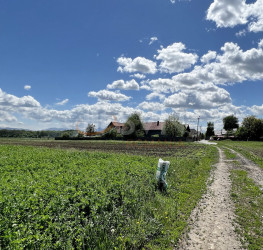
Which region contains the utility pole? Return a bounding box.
[196,116,200,141]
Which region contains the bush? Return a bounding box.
[61,133,70,139]
[103,128,118,139]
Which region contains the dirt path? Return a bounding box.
[178,147,242,249]
[226,147,263,189]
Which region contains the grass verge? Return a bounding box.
[223,148,237,159]
[230,170,263,249]
[218,141,263,168]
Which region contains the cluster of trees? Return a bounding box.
[205,115,263,141]
[235,116,263,140]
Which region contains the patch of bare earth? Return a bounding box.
[178,147,242,250]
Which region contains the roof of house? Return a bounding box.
[108,121,165,131]
[111,122,125,127]
[143,121,165,131]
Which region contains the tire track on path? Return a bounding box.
[178,147,242,249]
[226,147,263,189]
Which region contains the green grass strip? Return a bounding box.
[223,148,237,159]
[230,170,263,249]
[218,141,263,169]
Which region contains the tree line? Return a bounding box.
[205,115,263,141]
[0,129,76,138]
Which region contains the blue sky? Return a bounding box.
[0,0,263,131]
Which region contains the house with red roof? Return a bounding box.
[105,121,125,134]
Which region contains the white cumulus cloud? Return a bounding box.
[0,88,40,108]
[130,73,146,79]
[107,79,139,90]
[88,90,131,102]
[201,50,217,64]
[146,92,165,101]
[0,110,17,122]
[137,101,166,111]
[164,86,232,110]
[249,104,263,116]
[207,0,263,32]
[117,56,157,74]
[156,42,198,74]
[171,42,263,87]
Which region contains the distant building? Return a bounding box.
[213,128,237,140]
[105,121,165,136]
[105,120,195,138]
[189,129,197,138]
[143,121,165,137]
[105,121,125,134]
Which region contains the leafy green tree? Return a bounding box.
[237,116,263,140]
[123,113,145,139]
[86,124,95,134]
[183,130,189,138]
[77,132,84,138]
[61,132,70,139]
[39,131,48,138]
[223,115,239,131]
[163,115,185,138]
[103,128,117,139]
[235,126,248,140]
[205,122,215,139]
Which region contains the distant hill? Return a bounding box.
[45,128,73,131]
[0,127,30,131]
[0,127,74,132]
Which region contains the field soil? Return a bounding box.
[0,139,199,156]
[178,147,242,249]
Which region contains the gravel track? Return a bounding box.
[178,147,242,249]
[226,147,263,189]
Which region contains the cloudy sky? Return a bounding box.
[0,0,263,131]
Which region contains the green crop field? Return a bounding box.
[0,141,217,249]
